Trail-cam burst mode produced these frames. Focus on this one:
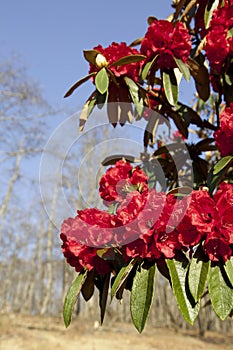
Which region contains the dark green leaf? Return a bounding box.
[170,111,188,139]
[224,257,233,287]
[207,156,233,194]
[81,269,95,302]
[209,264,233,320]
[110,54,146,67]
[111,258,138,300]
[64,73,96,98]
[102,155,140,166]
[124,77,144,116]
[96,90,108,109]
[162,70,178,106]
[147,16,157,24]
[98,273,111,324]
[83,49,102,66]
[195,138,216,152]
[174,57,190,82]
[95,68,109,95]
[129,37,143,47]
[188,247,210,302]
[79,91,97,131]
[130,265,156,333]
[186,58,210,101]
[141,55,158,81]
[213,156,233,175]
[204,0,219,29]
[166,256,200,325]
[63,270,87,327]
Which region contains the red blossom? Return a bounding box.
[205,5,233,75]
[89,42,142,81]
[204,230,232,262]
[60,234,111,275]
[140,20,191,70]
[214,103,233,156]
[99,160,148,205]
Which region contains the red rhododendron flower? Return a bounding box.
[61,208,115,247]
[205,5,233,74]
[186,189,217,235]
[204,230,232,262]
[99,160,148,205]
[214,103,233,156]
[140,20,191,70]
[89,42,143,81]
[60,233,111,275]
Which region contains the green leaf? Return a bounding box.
[166,256,200,325]
[213,156,233,175]
[174,57,190,82]
[95,68,109,95]
[141,55,158,81]
[64,72,96,98]
[96,90,108,109]
[110,54,146,67]
[83,49,102,66]
[98,273,111,324]
[63,270,88,327]
[130,265,156,333]
[224,257,233,287]
[188,247,210,302]
[207,156,233,194]
[162,70,178,106]
[79,91,97,131]
[209,265,233,320]
[204,0,219,29]
[124,77,144,116]
[227,27,233,39]
[81,269,95,302]
[111,258,138,300]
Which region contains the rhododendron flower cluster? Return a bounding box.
[89,42,143,81]
[205,5,233,75]
[214,103,233,156]
[61,161,233,275]
[140,19,191,70]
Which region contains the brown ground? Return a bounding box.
[0,313,233,350]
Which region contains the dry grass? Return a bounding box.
[0,313,233,350]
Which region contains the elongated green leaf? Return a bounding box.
[213,156,233,175]
[124,77,144,116]
[110,54,146,67]
[63,270,88,327]
[99,273,111,324]
[209,265,233,320]
[162,70,178,106]
[174,57,190,82]
[141,55,158,81]
[207,156,233,194]
[224,257,233,287]
[64,72,96,98]
[83,49,102,65]
[227,27,233,39]
[166,257,200,325]
[111,259,138,300]
[204,0,219,29]
[81,269,95,302]
[130,265,156,333]
[79,91,97,131]
[188,247,210,302]
[95,68,109,95]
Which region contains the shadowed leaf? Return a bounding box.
[64,73,96,98]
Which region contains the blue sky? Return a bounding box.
[0,0,173,111]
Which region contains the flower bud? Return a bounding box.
[95,53,108,68]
